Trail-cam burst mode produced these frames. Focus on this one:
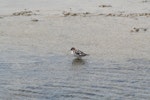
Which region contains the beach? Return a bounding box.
[0,0,150,99]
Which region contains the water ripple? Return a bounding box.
[0,54,150,100]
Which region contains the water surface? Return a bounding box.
[0,0,150,99]
[0,51,150,100]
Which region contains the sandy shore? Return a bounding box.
[0,0,150,61]
[0,1,150,100]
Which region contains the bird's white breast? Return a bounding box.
[71,51,74,54]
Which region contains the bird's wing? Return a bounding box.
[76,50,87,56]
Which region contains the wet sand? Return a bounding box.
[0,0,150,100]
[0,11,150,60]
[0,0,150,61]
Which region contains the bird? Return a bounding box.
[70,47,89,59]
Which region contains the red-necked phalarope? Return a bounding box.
[70,47,89,59]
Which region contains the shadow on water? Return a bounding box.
[72,58,86,66]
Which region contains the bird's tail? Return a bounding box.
[86,54,90,56]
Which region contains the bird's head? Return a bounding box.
[70,47,76,54]
[70,47,76,51]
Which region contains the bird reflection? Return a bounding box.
[72,58,85,66]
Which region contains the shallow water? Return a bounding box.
[0,0,150,99]
[0,50,150,100]
[0,16,150,100]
